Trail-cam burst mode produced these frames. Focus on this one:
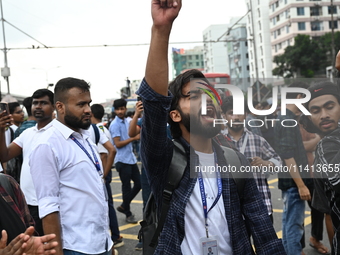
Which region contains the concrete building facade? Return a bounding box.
[270,0,340,58]
[202,24,229,74]
[172,46,204,77]
[245,0,273,80]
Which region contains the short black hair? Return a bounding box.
[221,96,234,113]
[91,104,105,120]
[8,102,20,114]
[168,69,209,139]
[32,89,54,105]
[54,77,90,103]
[113,99,127,109]
[22,97,33,116]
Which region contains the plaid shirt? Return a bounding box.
[137,79,285,255]
[274,109,313,190]
[0,174,34,228]
[227,128,282,215]
[315,127,340,254]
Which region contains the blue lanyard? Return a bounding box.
[70,134,102,176]
[198,152,222,238]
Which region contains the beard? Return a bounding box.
[179,107,221,138]
[227,122,244,132]
[64,109,91,130]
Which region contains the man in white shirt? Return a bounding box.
[30,77,112,255]
[91,104,124,249]
[0,89,55,236]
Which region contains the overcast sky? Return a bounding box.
[0,0,247,103]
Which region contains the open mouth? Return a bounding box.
[201,105,216,121]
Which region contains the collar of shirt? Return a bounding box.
[52,119,90,140]
[32,120,54,132]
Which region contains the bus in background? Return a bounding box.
[203,73,230,85]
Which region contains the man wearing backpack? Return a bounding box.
[136,1,285,254]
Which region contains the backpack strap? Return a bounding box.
[9,126,14,142]
[91,124,100,145]
[149,139,186,247]
[220,146,246,199]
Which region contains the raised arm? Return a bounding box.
[145,0,181,95]
[0,113,22,164]
[336,50,340,71]
[128,101,143,137]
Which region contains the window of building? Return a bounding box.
[286,25,290,33]
[284,0,287,4]
[287,39,291,46]
[258,8,261,17]
[276,15,280,22]
[247,65,249,71]
[329,20,338,29]
[196,62,199,66]
[297,7,305,16]
[310,7,322,16]
[277,28,281,36]
[278,43,282,49]
[195,55,199,60]
[298,22,306,30]
[260,46,263,56]
[260,34,262,43]
[272,4,274,12]
[188,56,192,60]
[258,21,261,30]
[246,53,249,58]
[274,30,277,39]
[276,1,279,8]
[275,44,278,52]
[311,21,323,31]
[328,6,337,15]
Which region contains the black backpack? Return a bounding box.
[138,140,246,255]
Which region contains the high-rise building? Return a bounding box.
[203,24,229,74]
[270,0,340,58]
[172,46,204,77]
[226,17,251,91]
[245,0,273,81]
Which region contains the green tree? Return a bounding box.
[272,34,322,78]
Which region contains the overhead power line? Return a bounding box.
[1,39,247,51]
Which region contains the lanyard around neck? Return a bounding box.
[198,151,222,238]
[70,134,102,176]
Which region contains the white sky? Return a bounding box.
[0,0,247,103]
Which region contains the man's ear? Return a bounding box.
[170,109,181,123]
[55,101,65,115]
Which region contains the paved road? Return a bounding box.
[110,165,331,255]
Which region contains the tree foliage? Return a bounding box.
[272,32,340,78]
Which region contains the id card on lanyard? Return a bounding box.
[198,151,222,255]
[70,134,108,201]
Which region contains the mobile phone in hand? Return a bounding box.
[0,103,9,116]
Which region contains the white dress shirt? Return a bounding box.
[13,121,53,205]
[29,119,112,254]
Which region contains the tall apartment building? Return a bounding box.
[172,46,204,77]
[202,24,229,74]
[270,0,340,58]
[226,17,251,91]
[245,0,273,81]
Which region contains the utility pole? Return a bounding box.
[249,0,261,102]
[331,0,335,79]
[0,0,9,94]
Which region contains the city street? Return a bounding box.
[110,164,331,255]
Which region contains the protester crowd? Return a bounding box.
[1,1,340,255]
